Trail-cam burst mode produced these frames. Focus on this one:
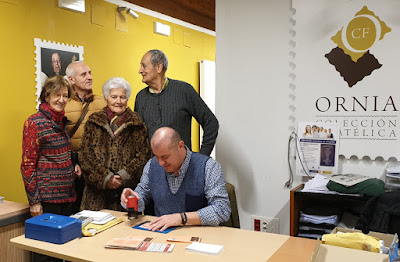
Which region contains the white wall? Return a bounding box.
[216,0,293,234]
[215,0,397,234]
[200,60,216,159]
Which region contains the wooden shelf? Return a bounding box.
[290,184,371,237]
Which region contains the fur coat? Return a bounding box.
[79,107,152,211]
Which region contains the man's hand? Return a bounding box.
[30,203,43,217]
[148,213,181,231]
[121,188,139,207]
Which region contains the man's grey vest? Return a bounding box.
[148,152,209,216]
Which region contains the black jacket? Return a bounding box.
[356,191,400,234]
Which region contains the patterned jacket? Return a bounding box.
[21,103,76,205]
[79,107,152,211]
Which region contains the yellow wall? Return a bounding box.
[0,0,215,203]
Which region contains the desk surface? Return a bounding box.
[268,236,317,262]
[11,210,291,262]
[0,200,29,221]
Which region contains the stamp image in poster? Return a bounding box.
[320,144,335,167]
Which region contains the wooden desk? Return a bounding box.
[0,200,30,262]
[11,210,291,262]
[268,236,317,262]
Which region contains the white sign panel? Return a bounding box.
[292,0,400,159]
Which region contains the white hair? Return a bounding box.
[102,77,131,99]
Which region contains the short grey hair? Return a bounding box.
[148,49,168,72]
[151,127,182,150]
[65,61,83,78]
[102,77,131,100]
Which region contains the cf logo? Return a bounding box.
[341,15,381,53]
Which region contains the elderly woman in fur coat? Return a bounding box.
[79,77,152,211]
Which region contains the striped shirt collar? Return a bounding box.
[166,145,191,178]
[149,77,169,94]
[165,146,191,194]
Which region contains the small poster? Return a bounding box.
[296,122,340,176]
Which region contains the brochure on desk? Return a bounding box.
[296,122,339,177]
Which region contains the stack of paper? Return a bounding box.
[298,207,341,239]
[387,167,400,174]
[138,242,175,253]
[105,235,174,253]
[299,211,338,225]
[385,167,400,189]
[105,237,147,250]
[301,174,334,194]
[74,210,115,224]
[82,217,124,236]
[298,224,333,234]
[185,242,224,255]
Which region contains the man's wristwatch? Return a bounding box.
[180,212,187,225]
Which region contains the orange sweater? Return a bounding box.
[65,92,105,153]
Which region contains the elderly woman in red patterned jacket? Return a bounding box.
[21,76,80,218]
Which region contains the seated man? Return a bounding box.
[121,127,231,231]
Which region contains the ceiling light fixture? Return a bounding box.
[117,6,139,19]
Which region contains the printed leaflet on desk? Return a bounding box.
[105,235,154,250]
[185,242,224,255]
[105,235,174,252]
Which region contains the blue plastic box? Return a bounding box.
[25,213,82,244]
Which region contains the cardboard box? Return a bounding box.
[25,213,81,244]
[311,240,389,262]
[330,227,395,249]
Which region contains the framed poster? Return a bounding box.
[34,38,84,108]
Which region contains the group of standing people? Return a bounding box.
[21,49,227,234]
[303,125,334,139]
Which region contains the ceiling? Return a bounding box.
[125,0,215,31]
